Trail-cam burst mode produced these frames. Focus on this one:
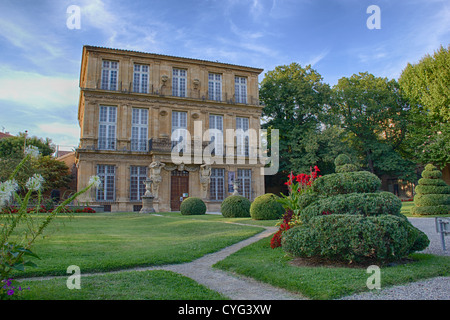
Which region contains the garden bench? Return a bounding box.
[435,217,450,251]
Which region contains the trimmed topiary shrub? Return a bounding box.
[221,195,251,218]
[312,171,381,196]
[334,154,358,173]
[250,193,284,220]
[282,214,429,263]
[300,191,403,223]
[412,164,450,216]
[280,154,430,264]
[180,197,206,215]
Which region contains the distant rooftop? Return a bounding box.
[0,132,13,140]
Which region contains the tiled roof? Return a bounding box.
[0,132,13,139]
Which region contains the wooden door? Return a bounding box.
[170,170,189,211]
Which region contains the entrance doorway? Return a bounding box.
[170,170,189,211]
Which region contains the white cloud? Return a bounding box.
[0,65,78,110]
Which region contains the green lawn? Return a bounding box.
[213,236,450,300]
[16,270,227,300]
[5,212,265,278]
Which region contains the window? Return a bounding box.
[130,166,147,201]
[172,68,187,97]
[131,108,148,151]
[98,106,117,150]
[235,76,247,104]
[208,73,222,101]
[171,111,188,151]
[237,169,252,200]
[101,60,118,90]
[133,64,149,93]
[97,165,115,201]
[209,114,223,156]
[210,168,225,200]
[236,117,249,156]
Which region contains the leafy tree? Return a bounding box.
[398,45,450,168]
[0,133,54,158]
[331,72,416,181]
[0,134,70,192]
[260,63,333,174]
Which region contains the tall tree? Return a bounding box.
[398,45,450,169]
[260,63,333,174]
[331,72,416,181]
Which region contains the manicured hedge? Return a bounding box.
[414,185,450,195]
[221,195,251,218]
[312,171,381,196]
[334,154,358,173]
[413,163,450,215]
[299,191,403,223]
[180,197,206,215]
[250,193,284,220]
[282,214,429,263]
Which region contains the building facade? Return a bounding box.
[75,46,265,212]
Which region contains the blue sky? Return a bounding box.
[0,0,448,150]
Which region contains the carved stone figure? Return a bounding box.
[149,161,165,199]
[199,164,211,199]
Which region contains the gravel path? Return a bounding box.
[340,217,449,300]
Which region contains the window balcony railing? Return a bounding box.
[92,81,259,106]
[130,139,148,152]
[98,138,116,151]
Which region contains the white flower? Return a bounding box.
[88,175,102,188]
[26,174,45,192]
[0,179,18,208]
[24,146,40,159]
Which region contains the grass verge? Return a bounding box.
[213,236,450,300]
[16,270,227,300]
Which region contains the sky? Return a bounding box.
[0,0,448,151]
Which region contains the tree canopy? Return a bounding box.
[398,45,450,168]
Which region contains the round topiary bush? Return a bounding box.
[279,154,430,264]
[221,195,251,218]
[299,191,403,223]
[334,154,358,173]
[180,197,206,215]
[412,164,450,216]
[282,214,429,263]
[312,171,381,196]
[250,193,284,220]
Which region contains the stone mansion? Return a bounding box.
[75,46,266,212]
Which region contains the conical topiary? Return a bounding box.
[411,164,450,215]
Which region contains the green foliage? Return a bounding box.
[250,193,284,220]
[300,192,403,223]
[221,195,251,218]
[259,63,334,174]
[398,45,450,168]
[180,197,206,215]
[312,171,381,196]
[412,164,450,215]
[334,153,358,173]
[0,134,54,158]
[331,72,416,181]
[282,215,429,263]
[0,151,99,283]
[281,154,429,263]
